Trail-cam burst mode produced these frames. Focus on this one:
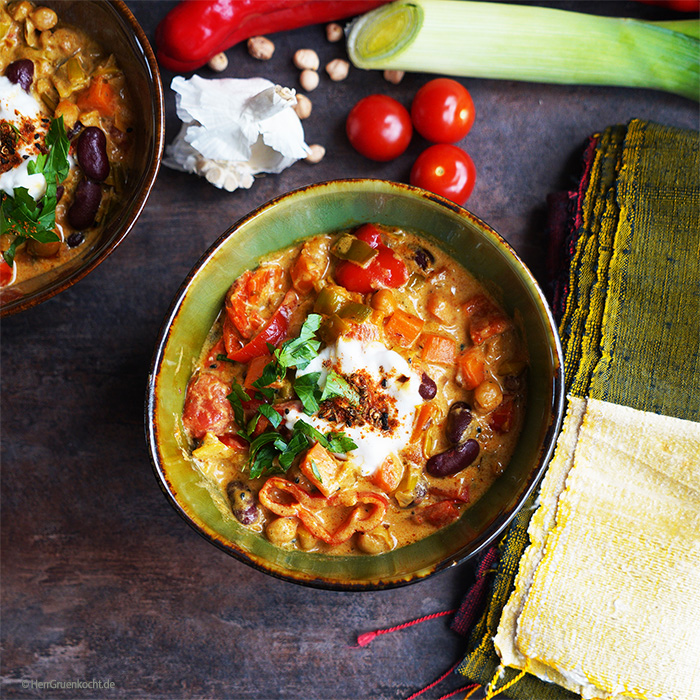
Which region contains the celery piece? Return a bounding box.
[338,302,374,323]
[332,234,378,267]
[347,0,700,101]
[314,285,351,315]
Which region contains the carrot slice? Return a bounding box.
[371,453,405,493]
[299,442,343,498]
[76,76,120,118]
[384,309,424,348]
[456,346,485,390]
[421,333,457,365]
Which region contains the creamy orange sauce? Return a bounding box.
[183,225,528,555]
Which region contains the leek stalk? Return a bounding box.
[346,0,700,100]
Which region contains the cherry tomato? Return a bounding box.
[346,95,413,161]
[635,0,699,10]
[410,144,476,206]
[411,78,475,144]
[335,224,408,293]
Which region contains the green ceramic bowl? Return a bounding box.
[146,179,564,590]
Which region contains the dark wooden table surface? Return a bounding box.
[1,2,697,699]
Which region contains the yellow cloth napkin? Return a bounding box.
[457,119,700,699]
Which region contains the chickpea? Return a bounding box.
[31,6,57,31]
[266,517,298,545]
[325,22,343,42]
[207,51,228,72]
[371,289,397,315]
[293,94,312,120]
[296,527,317,551]
[293,48,319,71]
[325,58,349,82]
[474,380,503,413]
[247,35,275,60]
[383,70,405,85]
[305,144,325,164]
[357,530,393,554]
[28,238,61,258]
[299,69,319,92]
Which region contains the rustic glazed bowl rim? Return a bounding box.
[0,0,165,318]
[146,179,565,591]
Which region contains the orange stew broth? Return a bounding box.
[182,224,528,555]
[0,0,134,287]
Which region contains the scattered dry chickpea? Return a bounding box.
[293,48,319,71]
[383,70,405,85]
[325,58,349,82]
[247,35,275,60]
[305,144,326,163]
[299,69,319,92]
[326,22,343,42]
[31,6,57,31]
[207,51,228,72]
[293,94,312,120]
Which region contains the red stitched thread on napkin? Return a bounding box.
[354,608,457,647]
[451,546,498,637]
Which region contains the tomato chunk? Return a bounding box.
[423,500,461,527]
[225,266,285,340]
[291,238,330,294]
[228,289,299,363]
[182,373,235,439]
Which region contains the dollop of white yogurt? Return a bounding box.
[0,75,48,200]
[284,337,424,477]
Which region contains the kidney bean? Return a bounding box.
[66,231,84,248]
[419,372,437,400]
[226,480,261,525]
[77,127,110,181]
[426,439,479,477]
[445,401,473,444]
[67,178,101,230]
[414,246,435,271]
[6,59,34,91]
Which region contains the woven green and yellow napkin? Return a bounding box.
[455,119,700,699]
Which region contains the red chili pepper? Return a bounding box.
[227,289,299,363]
[635,0,699,11]
[155,0,389,72]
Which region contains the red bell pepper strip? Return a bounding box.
[227,289,299,363]
[258,477,388,545]
[155,0,389,72]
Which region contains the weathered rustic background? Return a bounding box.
[2,1,697,698]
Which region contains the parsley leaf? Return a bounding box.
[274,313,322,370]
[293,371,322,415]
[226,380,251,429]
[1,117,70,267]
[320,369,360,405]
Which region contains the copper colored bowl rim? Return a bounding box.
[0,0,165,318]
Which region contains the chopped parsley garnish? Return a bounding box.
[1,117,70,267]
[225,313,359,478]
